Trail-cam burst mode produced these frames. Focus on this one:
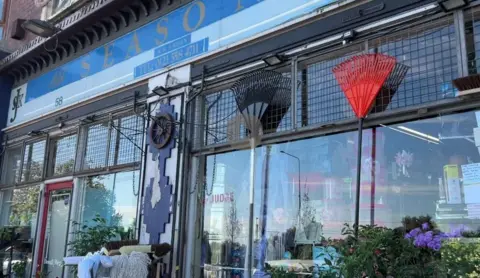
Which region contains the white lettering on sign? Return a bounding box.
[204,192,234,204]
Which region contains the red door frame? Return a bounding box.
[36,181,73,272]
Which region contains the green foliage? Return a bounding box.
[340,224,443,278]
[12,260,26,277]
[0,227,13,241]
[68,214,117,256]
[441,239,480,277]
[401,215,435,233]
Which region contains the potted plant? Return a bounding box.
[12,260,26,278]
[301,192,322,241]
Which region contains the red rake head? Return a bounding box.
[333,53,397,118]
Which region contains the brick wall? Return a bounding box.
[1,0,42,52]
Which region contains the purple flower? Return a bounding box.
[422,222,430,231]
[424,231,433,241]
[414,234,426,248]
[410,228,421,237]
[433,242,442,251]
[405,233,412,239]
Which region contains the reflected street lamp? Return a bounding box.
[280,151,301,214]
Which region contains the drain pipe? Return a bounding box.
[175,68,206,278]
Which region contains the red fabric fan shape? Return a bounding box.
[333,54,397,118]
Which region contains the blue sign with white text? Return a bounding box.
[135,38,208,78]
[25,0,264,102]
[8,0,341,126]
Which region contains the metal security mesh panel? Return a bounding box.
[466,9,480,75]
[297,45,364,127]
[82,114,144,171]
[370,18,457,112]
[83,122,110,170]
[204,90,240,146]
[109,115,144,166]
[203,71,294,147]
[51,134,77,176]
[194,17,457,149]
[21,140,46,183]
[3,147,22,185]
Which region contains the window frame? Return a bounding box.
[46,132,79,178]
[77,112,144,175]
[20,138,48,185]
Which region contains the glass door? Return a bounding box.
[37,182,73,278]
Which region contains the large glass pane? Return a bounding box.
[3,147,22,186]
[356,110,480,277]
[200,132,356,277]
[51,134,77,176]
[80,171,140,239]
[0,186,40,277]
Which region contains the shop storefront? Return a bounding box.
[183,1,480,277]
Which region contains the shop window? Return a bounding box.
[21,141,46,183]
[197,108,480,276]
[78,171,140,239]
[199,132,356,276]
[0,186,40,278]
[2,147,22,186]
[82,114,143,171]
[42,0,82,21]
[49,134,77,177]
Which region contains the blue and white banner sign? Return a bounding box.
[8,0,341,126]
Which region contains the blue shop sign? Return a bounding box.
[26,0,264,102]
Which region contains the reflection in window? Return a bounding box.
[80,171,140,239]
[0,186,40,277]
[21,141,46,183]
[50,134,77,176]
[198,109,480,276]
[201,132,357,276]
[3,147,22,185]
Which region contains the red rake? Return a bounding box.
[333,53,407,238]
[333,53,396,118]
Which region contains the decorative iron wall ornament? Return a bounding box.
[144,104,176,245]
[230,69,294,276]
[333,53,408,237]
[148,112,174,150]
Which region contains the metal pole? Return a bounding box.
[354,118,364,238]
[246,139,256,278]
[280,151,301,213]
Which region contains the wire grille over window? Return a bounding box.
[370,18,457,112]
[109,115,144,166]
[84,122,110,170]
[82,114,144,171]
[3,147,22,185]
[194,17,458,150]
[51,134,77,176]
[466,8,480,75]
[21,141,46,183]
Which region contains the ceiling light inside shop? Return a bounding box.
[380,124,440,145]
[437,0,468,12]
[22,19,61,38]
[397,126,441,143]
